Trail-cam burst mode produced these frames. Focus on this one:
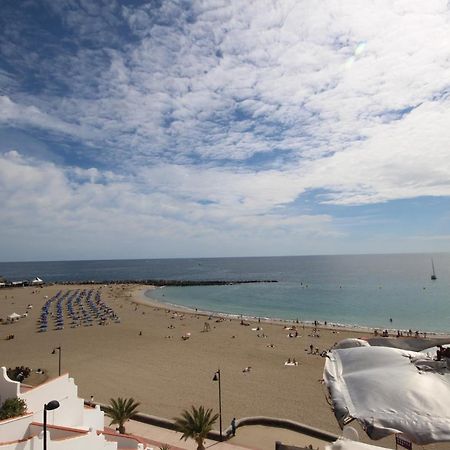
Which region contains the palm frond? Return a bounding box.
[104,397,140,430]
[173,405,219,442]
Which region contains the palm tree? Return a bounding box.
[173,405,219,450]
[104,397,140,434]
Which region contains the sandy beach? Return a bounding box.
[0,283,447,450]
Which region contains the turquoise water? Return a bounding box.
[1,253,450,332]
[147,254,450,333]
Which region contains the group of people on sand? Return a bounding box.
[7,365,32,381]
[436,345,450,361]
[308,327,320,338]
[285,357,298,365]
[308,344,327,357]
[374,328,427,338]
[285,325,301,338]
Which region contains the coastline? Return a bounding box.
[1,282,449,450]
[137,286,446,337]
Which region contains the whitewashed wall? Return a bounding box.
[102,431,147,449]
[83,404,105,430]
[0,367,144,450]
[20,374,84,427]
[0,367,20,404]
[0,413,33,443]
[0,429,119,450]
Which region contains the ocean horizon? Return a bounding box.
[1,253,449,333]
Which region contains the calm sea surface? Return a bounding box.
[1,254,449,332]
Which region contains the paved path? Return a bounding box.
[115,419,259,450]
[107,418,331,450]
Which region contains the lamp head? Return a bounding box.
[45,400,60,411]
[212,371,220,381]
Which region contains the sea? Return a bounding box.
[1,254,449,333]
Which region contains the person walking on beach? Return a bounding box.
[231,417,236,436]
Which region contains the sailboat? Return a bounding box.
[431,259,437,280]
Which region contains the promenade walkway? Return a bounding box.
[122,420,330,450]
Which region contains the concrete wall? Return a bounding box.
[121,408,339,443]
[0,367,20,404]
[0,413,33,443]
[19,426,119,450]
[0,371,127,450]
[227,416,339,442]
[20,375,84,427]
[101,431,146,450]
[83,404,105,430]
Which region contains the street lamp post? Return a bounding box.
[51,346,61,376]
[43,400,60,450]
[212,369,222,441]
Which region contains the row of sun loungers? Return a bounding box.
[37,289,120,332]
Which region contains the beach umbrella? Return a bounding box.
[8,312,21,320]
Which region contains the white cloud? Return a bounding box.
[301,99,450,205]
[1,1,450,258]
[0,96,80,136]
[0,151,338,259]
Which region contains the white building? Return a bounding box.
[0,367,151,449]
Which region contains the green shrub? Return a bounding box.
[0,398,27,420]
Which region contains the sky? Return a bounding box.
[1,0,450,262]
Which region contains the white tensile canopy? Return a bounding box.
[32,277,43,284]
[333,338,370,349]
[325,438,389,450]
[324,345,450,444]
[8,312,21,320]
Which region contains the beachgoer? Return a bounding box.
[231,417,236,436]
